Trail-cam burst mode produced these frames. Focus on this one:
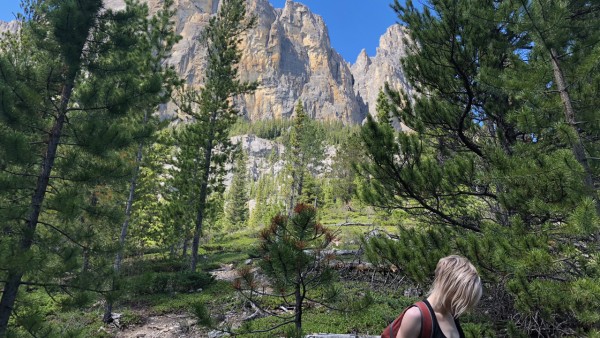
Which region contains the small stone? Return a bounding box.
[208,330,230,338]
[244,259,253,265]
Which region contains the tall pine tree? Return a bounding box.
[285,101,324,214]
[173,0,256,272]
[0,0,177,333]
[225,149,249,229]
[104,0,180,323]
[359,0,600,334]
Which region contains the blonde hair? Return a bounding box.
[428,255,482,317]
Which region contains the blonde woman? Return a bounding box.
[384,255,482,338]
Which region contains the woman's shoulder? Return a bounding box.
[398,306,422,337]
[404,306,423,320]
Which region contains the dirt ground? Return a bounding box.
[115,314,204,338]
[113,265,248,338]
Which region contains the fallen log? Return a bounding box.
[330,222,374,227]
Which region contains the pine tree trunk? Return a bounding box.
[190,176,209,271]
[297,170,304,200]
[294,284,302,334]
[549,48,599,214]
[182,238,188,258]
[82,249,90,273]
[0,79,74,334]
[190,113,216,272]
[103,142,144,323]
[287,173,297,216]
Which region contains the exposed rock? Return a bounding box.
[0,20,20,35]
[2,1,414,126]
[237,0,365,122]
[227,134,336,187]
[351,24,414,126]
[230,134,285,182]
[208,330,230,338]
[115,314,199,338]
[104,0,371,123]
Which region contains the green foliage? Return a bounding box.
[125,271,214,296]
[233,204,372,334]
[0,0,179,333]
[171,0,255,271]
[358,0,600,335]
[461,323,495,338]
[230,118,293,140]
[364,227,452,284]
[118,309,144,328]
[192,302,213,327]
[254,204,336,297]
[130,136,179,251]
[284,102,325,212]
[328,130,365,206]
[134,280,236,315]
[249,168,286,228]
[225,150,250,229]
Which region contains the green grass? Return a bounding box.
[234,284,417,337]
[198,251,250,270]
[8,204,493,337]
[204,228,258,253]
[127,280,237,315]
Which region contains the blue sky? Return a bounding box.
[0,0,404,62]
[269,0,400,62]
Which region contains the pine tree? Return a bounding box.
[285,101,324,214]
[103,1,180,323]
[0,0,177,333]
[248,174,283,228]
[359,0,600,334]
[329,129,364,207]
[225,150,249,229]
[173,0,256,272]
[235,204,338,336]
[513,0,600,213]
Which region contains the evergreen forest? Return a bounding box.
[0,0,599,337]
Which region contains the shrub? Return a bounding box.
[125,271,214,295]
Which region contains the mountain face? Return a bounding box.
[351,24,414,121]
[0,20,19,35]
[4,0,412,124]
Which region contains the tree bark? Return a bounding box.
[0,79,74,334]
[287,172,297,216]
[182,237,188,258]
[82,249,90,273]
[549,48,599,214]
[190,112,216,272]
[294,284,302,334]
[103,141,144,323]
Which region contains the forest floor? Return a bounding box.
[20,206,492,337]
[99,212,409,338]
[115,313,199,338]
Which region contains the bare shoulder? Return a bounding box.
[397,306,422,338]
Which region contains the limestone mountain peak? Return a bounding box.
[1,1,413,123]
[351,23,413,120]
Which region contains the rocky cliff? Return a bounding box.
[0,20,19,35]
[104,0,367,122]
[236,0,365,122]
[3,0,413,124]
[351,24,414,122]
